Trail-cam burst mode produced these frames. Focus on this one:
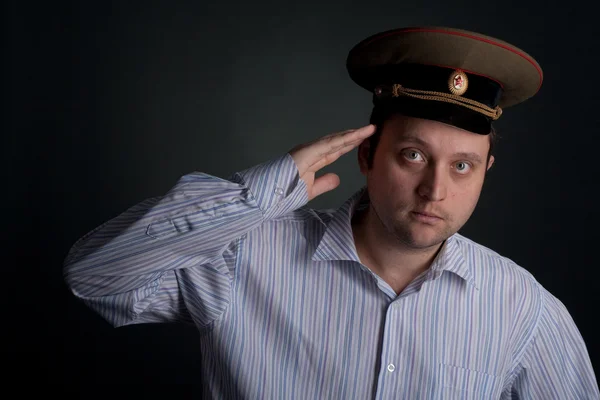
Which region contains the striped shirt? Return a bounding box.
[63,152,599,399]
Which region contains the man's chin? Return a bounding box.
[403,238,444,250]
[394,225,448,250]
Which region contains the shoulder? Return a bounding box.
[452,233,577,334]
[452,232,541,291]
[452,233,547,325]
[452,233,580,358]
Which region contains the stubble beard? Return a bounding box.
[372,203,454,251]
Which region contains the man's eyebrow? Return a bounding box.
[396,135,429,147]
[396,136,484,164]
[452,152,484,164]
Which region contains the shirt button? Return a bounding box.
[274,187,284,196]
[387,363,395,372]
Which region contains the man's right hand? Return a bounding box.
[289,124,376,202]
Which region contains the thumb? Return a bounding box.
[310,173,340,200]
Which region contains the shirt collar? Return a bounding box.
[311,186,368,264]
[310,186,478,290]
[429,234,478,289]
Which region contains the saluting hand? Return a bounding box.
[289,124,376,201]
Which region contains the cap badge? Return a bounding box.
[448,70,468,96]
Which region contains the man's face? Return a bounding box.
[358,114,495,250]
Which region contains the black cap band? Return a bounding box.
[372,96,493,135]
[362,63,504,109]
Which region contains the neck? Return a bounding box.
[351,204,443,290]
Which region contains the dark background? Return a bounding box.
[6,0,599,391]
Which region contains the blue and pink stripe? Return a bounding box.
[64,152,599,399]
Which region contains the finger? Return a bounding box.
[310,173,340,200]
[292,124,375,174]
[320,124,376,157]
[309,135,368,173]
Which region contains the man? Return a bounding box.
[63,27,599,398]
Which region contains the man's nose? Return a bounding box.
[417,165,447,201]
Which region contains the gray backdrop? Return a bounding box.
[6,0,599,389]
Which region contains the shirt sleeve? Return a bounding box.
[508,286,599,399]
[62,152,308,328]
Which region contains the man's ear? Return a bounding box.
[358,139,370,176]
[487,155,495,171]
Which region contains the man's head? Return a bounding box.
[346,26,542,252]
[357,112,495,250]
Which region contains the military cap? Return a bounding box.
[346,26,543,134]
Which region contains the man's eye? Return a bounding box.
[455,161,471,174]
[402,150,424,162]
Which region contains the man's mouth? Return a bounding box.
[411,211,443,223]
[412,211,442,219]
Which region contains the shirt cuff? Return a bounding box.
[234,152,308,220]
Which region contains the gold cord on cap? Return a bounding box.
[391,84,503,120]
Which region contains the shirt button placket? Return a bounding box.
[374,301,401,399]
